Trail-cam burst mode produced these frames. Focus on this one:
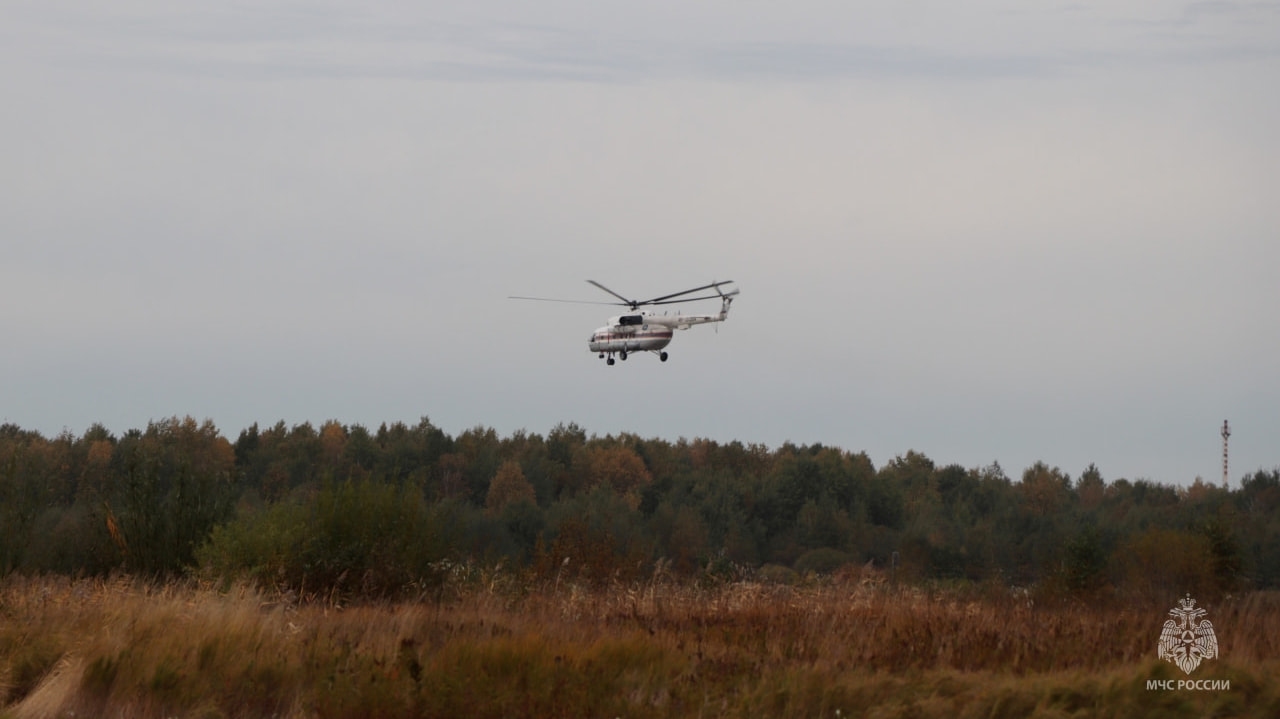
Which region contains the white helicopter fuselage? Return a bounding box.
[587,303,730,355]
[588,325,673,354]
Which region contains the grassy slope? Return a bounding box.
[2,575,1277,718]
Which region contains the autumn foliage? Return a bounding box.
[1,417,1277,603]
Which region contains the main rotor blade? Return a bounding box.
[646,294,724,306]
[586,280,637,307]
[641,280,735,305]
[509,295,625,306]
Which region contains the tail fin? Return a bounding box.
[717,284,739,320]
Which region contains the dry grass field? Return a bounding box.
[2,573,1277,718]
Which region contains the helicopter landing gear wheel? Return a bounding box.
[659,351,668,362]
[606,356,615,366]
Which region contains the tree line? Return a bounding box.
[2,416,1276,599]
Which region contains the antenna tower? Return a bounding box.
[1221,420,1231,488]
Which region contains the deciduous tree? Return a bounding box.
[486,460,536,516]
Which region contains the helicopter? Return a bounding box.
[511,280,739,365]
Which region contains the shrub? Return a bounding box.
[794,547,852,575]
[197,479,453,598]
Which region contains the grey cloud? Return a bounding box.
[10,3,1277,85]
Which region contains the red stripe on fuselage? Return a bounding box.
[593,331,673,341]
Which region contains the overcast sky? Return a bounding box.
[3,1,1277,485]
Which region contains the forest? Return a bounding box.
[2,415,1275,601]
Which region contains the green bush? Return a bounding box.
[196,479,453,598]
[794,547,852,575]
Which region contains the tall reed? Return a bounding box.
[2,574,1275,718]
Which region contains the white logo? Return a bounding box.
[1158,594,1219,675]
